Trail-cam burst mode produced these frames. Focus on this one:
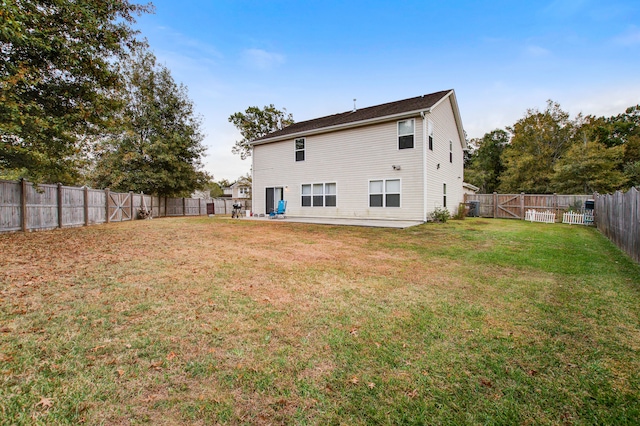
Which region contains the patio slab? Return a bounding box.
[244,215,424,229]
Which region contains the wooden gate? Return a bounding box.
[108,192,132,222]
[496,194,522,219]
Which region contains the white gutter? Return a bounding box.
[421,110,429,222]
[252,108,431,146]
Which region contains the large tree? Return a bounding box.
[499,101,577,193]
[582,105,640,189]
[464,129,509,193]
[91,51,209,196]
[551,141,626,194]
[228,105,294,159]
[0,0,153,184]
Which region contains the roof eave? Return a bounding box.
[444,90,467,150]
[251,108,432,146]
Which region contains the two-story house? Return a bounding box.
[251,89,466,222]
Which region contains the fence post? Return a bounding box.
[84,186,89,226]
[520,192,525,220]
[105,188,110,223]
[129,191,134,221]
[57,183,63,229]
[493,192,497,218]
[164,196,168,217]
[183,198,186,216]
[21,178,28,232]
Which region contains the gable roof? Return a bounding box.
[252,89,465,147]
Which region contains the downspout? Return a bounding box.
[421,111,429,222]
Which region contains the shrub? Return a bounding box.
[429,207,450,223]
[452,203,467,220]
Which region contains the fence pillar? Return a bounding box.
[553,193,558,220]
[183,198,186,216]
[520,192,525,220]
[130,191,134,221]
[57,183,63,229]
[84,186,89,226]
[493,192,498,218]
[105,188,110,223]
[21,178,28,232]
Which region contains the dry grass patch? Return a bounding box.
[1,217,639,425]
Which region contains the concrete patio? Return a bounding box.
[243,215,424,229]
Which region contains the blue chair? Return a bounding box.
[269,200,287,219]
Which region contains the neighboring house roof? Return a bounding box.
[463,182,479,192]
[252,89,466,148]
[229,182,249,189]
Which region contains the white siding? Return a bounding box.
[254,120,424,220]
[425,96,465,216]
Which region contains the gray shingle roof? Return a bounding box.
[254,89,452,143]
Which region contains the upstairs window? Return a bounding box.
[398,119,414,149]
[295,138,305,161]
[449,140,453,163]
[428,121,434,151]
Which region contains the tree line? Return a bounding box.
[1,0,209,197]
[465,101,640,194]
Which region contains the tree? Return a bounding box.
[582,105,640,189]
[499,101,577,193]
[91,51,209,196]
[464,129,509,193]
[551,141,626,194]
[0,0,152,184]
[228,105,294,159]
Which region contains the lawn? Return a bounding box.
[1,217,639,425]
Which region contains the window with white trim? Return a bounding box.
[301,183,336,207]
[398,119,414,149]
[449,140,453,163]
[443,183,447,208]
[428,120,434,151]
[369,179,401,207]
[295,138,305,162]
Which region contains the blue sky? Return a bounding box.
[135,0,640,181]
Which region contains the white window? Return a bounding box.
[301,183,336,207]
[369,179,400,207]
[443,183,447,208]
[301,184,311,206]
[449,140,453,163]
[295,138,305,162]
[428,120,434,151]
[398,119,414,149]
[325,183,336,207]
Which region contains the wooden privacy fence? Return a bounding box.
[595,187,640,264]
[208,198,252,215]
[464,193,593,221]
[0,179,207,233]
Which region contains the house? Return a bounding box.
[251,89,467,222]
[229,181,251,203]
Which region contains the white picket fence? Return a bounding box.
[562,211,594,225]
[525,209,556,224]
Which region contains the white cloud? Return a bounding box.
[543,0,589,17]
[613,26,640,46]
[242,49,285,70]
[525,45,551,57]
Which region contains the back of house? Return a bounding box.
[251,89,467,222]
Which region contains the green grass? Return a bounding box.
[1,217,639,425]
